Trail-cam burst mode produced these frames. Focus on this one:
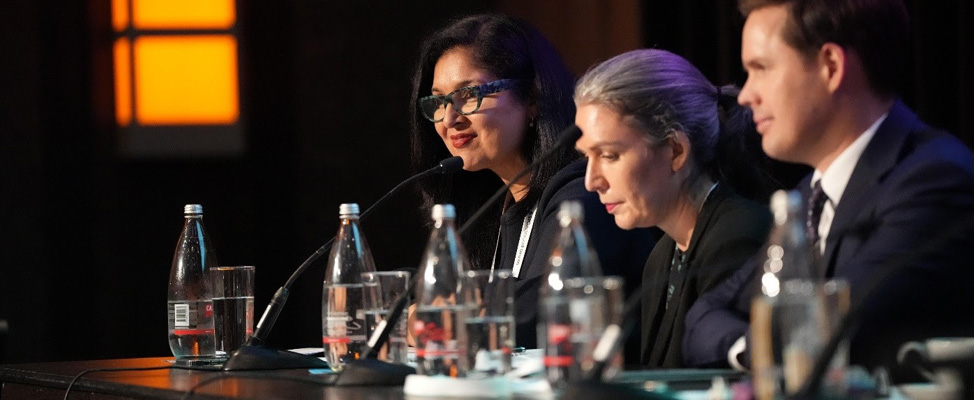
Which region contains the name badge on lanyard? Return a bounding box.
[490,205,538,278]
[511,205,538,278]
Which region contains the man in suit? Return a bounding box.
[682,0,974,375]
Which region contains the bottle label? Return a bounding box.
[544,323,574,367]
[416,320,446,343]
[547,323,571,345]
[544,355,574,367]
[323,311,365,343]
[174,304,191,327]
[169,301,214,335]
[413,320,465,358]
[414,348,465,358]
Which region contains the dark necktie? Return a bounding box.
[807,180,829,246]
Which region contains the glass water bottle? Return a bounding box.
[168,204,220,364]
[322,203,377,371]
[413,204,470,377]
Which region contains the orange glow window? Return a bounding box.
[132,0,235,30]
[113,38,132,126]
[112,0,239,127]
[134,35,238,125]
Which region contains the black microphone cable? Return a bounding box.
[178,369,345,400]
[63,365,175,400]
[181,373,232,400]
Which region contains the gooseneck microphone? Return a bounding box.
[353,125,583,374]
[222,156,463,371]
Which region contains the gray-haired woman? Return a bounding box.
[573,49,776,368]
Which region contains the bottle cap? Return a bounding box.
[184,204,203,215]
[557,201,583,225]
[339,203,360,217]
[432,204,456,220]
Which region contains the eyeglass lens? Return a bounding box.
[422,87,480,122]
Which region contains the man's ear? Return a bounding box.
[819,42,847,93]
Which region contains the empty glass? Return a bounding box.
[462,269,515,377]
[559,276,624,382]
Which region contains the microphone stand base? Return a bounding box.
[334,358,416,386]
[223,345,330,371]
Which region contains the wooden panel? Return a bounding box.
[497,0,643,75]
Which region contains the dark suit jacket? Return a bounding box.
[683,101,974,373]
[496,159,660,358]
[640,184,771,368]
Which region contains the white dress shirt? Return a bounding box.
[809,113,887,254]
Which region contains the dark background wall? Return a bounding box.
[0,0,970,363]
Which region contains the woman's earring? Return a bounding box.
[528,118,535,128]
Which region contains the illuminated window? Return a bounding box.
[112,0,243,156]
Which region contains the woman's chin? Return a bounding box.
[611,215,636,230]
[458,159,488,172]
[614,214,655,231]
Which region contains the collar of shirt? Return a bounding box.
[810,112,888,207]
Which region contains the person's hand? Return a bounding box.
[406,303,418,347]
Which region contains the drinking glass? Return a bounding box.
[563,276,624,381]
[210,266,255,357]
[362,270,411,363]
[752,279,850,399]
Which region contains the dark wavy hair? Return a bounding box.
[409,14,577,270]
[574,49,779,201]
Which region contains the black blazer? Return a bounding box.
[683,101,974,373]
[640,184,771,368]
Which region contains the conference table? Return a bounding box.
[0,356,740,399]
[0,357,403,400]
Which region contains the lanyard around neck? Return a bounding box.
[490,204,538,278]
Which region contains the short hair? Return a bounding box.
[409,14,577,269]
[739,0,910,98]
[575,49,776,200]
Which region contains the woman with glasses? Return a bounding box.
[573,49,776,368]
[409,14,658,352]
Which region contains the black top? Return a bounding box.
[495,159,660,356]
[640,183,771,368]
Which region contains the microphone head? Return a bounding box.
[437,156,464,174]
[557,125,583,146]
